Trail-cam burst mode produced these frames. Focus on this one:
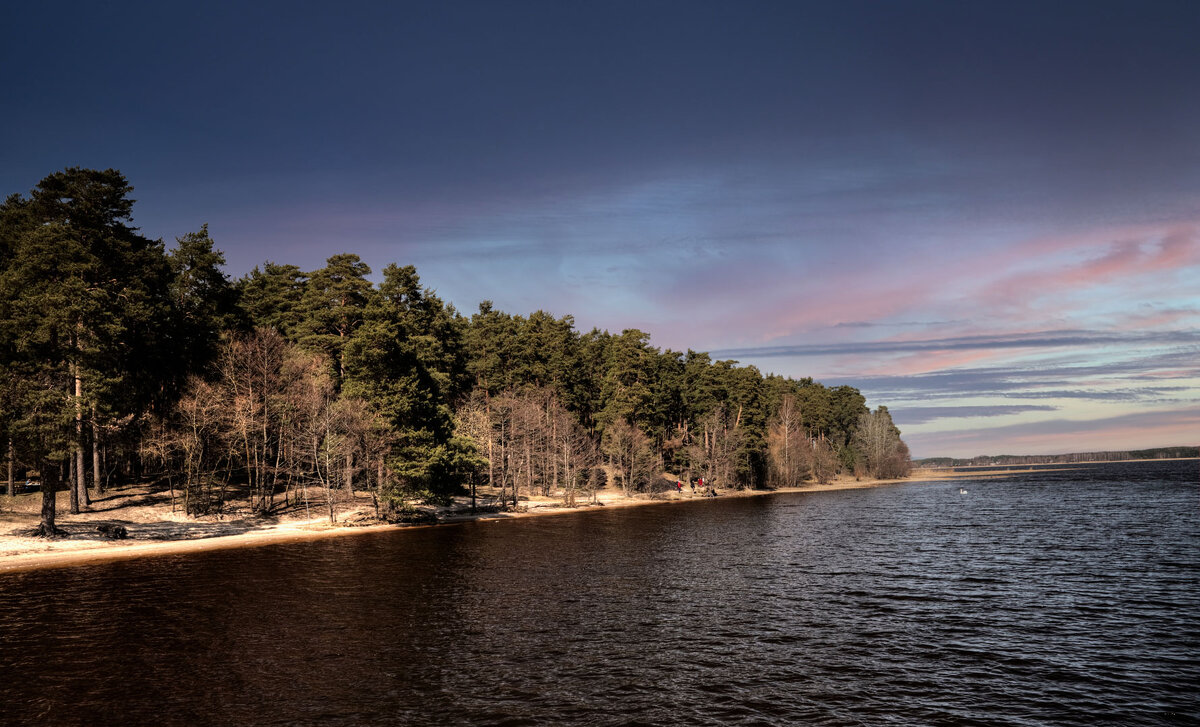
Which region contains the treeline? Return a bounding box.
[1,168,910,535]
[915,446,1199,468]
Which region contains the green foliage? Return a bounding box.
[1,168,179,526]
[297,254,374,383]
[596,329,656,435]
[237,262,308,338]
[3,167,911,527]
[2,168,174,426]
[343,264,467,500]
[167,224,239,379]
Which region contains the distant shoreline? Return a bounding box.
[915,456,1199,469]
[1,475,915,574]
[912,458,1195,470]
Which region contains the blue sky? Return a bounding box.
[3,0,1198,457]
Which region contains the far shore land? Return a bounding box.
[0,466,1070,574]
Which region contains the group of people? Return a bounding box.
[674,477,718,497]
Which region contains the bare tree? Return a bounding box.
[552,397,595,506]
[144,331,384,524]
[852,406,911,479]
[286,351,340,522]
[455,392,493,511]
[142,377,229,515]
[458,387,599,507]
[767,394,808,487]
[689,405,743,489]
[809,434,838,484]
[219,329,290,513]
[332,395,394,519]
[602,418,652,495]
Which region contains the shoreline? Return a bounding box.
[1,475,917,574]
[915,456,1198,469]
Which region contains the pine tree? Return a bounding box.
[343,264,468,503]
[167,224,239,377]
[2,168,173,522]
[297,254,373,385]
[237,262,308,338]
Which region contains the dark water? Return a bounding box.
[1,460,1197,726]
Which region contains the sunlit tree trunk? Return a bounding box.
[5,439,13,497]
[68,370,80,514]
[91,409,103,494]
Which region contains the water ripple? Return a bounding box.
[0,460,1197,725]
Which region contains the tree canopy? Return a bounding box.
[2,168,910,533]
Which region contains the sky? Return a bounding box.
[3,0,1198,458]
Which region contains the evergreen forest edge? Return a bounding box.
[0,168,911,536]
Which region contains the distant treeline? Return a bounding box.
[915,446,1199,468]
[1,168,910,535]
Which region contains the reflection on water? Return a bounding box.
[1,460,1197,725]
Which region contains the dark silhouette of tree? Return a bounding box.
[237,262,308,338]
[298,254,373,385]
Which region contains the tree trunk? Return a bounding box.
[91,412,103,494]
[68,443,79,514]
[33,459,64,537]
[487,435,494,491]
[523,439,532,507]
[267,436,284,513]
[5,439,13,497]
[375,463,384,519]
[73,368,89,509]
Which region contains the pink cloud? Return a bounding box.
[737,220,1200,350]
[856,348,1007,377]
[905,407,1200,458]
[972,225,1200,313]
[1114,307,1200,331]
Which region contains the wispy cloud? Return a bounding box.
[969,226,1200,316]
[713,328,1200,359]
[832,349,1200,401]
[892,405,1058,426]
[903,408,1200,458]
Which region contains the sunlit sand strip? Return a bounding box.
[0,475,921,574]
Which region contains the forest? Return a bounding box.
[0,168,911,536]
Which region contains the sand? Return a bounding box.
[0,473,942,574]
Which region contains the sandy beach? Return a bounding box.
[0,472,961,574]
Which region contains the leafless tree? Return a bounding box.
[332,395,395,519]
[767,394,809,487]
[689,405,743,489]
[219,329,290,513]
[602,417,652,495]
[142,377,229,515]
[852,406,911,479]
[455,391,493,510]
[809,434,838,484]
[458,387,598,507]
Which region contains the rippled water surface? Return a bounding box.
[1,460,1197,726]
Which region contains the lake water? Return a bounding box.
[1,460,1196,725]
